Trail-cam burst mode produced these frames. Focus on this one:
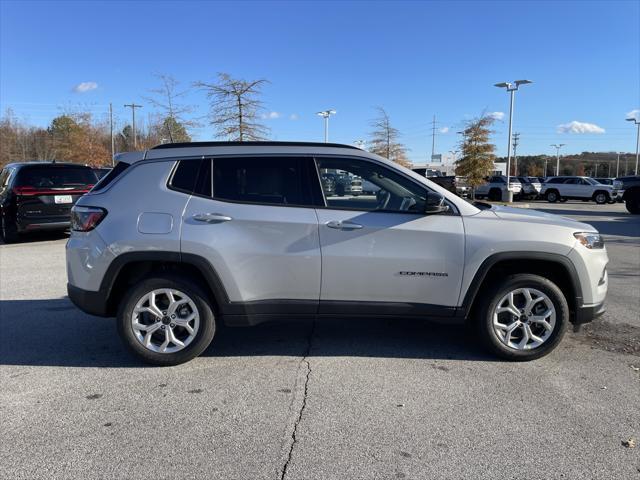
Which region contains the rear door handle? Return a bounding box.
[193,213,232,223]
[326,220,363,230]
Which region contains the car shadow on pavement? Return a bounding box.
[0,298,491,368]
[0,230,69,245]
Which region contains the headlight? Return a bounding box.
[574,232,604,249]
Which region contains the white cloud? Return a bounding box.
[289,113,299,121]
[261,111,280,120]
[627,109,639,120]
[73,81,98,93]
[488,111,505,121]
[556,121,605,134]
[439,127,449,134]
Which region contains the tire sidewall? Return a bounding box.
[478,274,569,361]
[593,192,608,204]
[546,190,558,202]
[117,276,216,366]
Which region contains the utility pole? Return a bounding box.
[109,103,114,165]
[512,132,520,176]
[626,117,640,175]
[124,103,143,149]
[430,115,438,159]
[551,144,565,176]
[616,152,620,177]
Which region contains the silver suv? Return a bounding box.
[66,142,608,365]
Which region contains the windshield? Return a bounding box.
[16,165,97,188]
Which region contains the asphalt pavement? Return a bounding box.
[1,201,638,479]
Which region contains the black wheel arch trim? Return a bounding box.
[459,252,583,319]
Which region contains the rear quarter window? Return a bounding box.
[168,159,202,194]
[92,161,130,192]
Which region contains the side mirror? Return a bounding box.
[424,192,449,214]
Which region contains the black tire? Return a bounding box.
[0,215,19,244]
[626,192,640,214]
[336,184,345,197]
[545,190,559,203]
[117,275,216,366]
[488,188,501,201]
[476,274,569,361]
[593,191,609,205]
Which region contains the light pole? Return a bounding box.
[626,117,640,175]
[316,110,336,143]
[449,150,459,176]
[616,152,621,178]
[551,144,565,176]
[494,80,532,201]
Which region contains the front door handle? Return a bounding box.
[193,213,233,223]
[326,220,364,230]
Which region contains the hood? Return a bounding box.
[488,204,597,232]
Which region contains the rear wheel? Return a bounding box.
[593,191,609,205]
[476,274,569,361]
[545,190,559,203]
[489,188,501,201]
[117,275,216,366]
[0,215,19,243]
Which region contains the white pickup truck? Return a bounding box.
[474,175,522,201]
[540,176,620,204]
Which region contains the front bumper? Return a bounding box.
[574,300,606,325]
[67,283,110,317]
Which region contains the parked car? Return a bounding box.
[517,176,542,199]
[474,175,523,201]
[320,174,336,196]
[540,176,620,204]
[67,141,607,366]
[411,168,458,195]
[328,173,362,196]
[93,167,112,180]
[455,176,471,198]
[0,162,97,243]
[615,175,640,213]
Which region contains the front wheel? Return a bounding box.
[117,276,216,366]
[545,190,559,203]
[593,191,609,205]
[476,274,569,361]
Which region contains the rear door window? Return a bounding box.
[199,157,314,207]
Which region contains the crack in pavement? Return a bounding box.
[278,320,316,480]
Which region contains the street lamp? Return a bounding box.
[494,80,532,201]
[626,117,640,175]
[550,144,565,176]
[316,110,336,143]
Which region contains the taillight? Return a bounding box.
[71,206,107,232]
[13,186,91,196]
[13,186,37,195]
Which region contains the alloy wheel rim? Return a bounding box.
[492,287,556,350]
[131,288,200,353]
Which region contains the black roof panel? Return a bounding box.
[150,141,360,150]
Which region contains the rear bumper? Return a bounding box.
[67,283,110,317]
[18,219,70,232]
[574,301,606,325]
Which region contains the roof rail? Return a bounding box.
[150,141,360,150]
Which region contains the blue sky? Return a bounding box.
[1,0,638,162]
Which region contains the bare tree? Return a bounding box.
[194,73,269,141]
[145,74,195,143]
[368,107,410,167]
